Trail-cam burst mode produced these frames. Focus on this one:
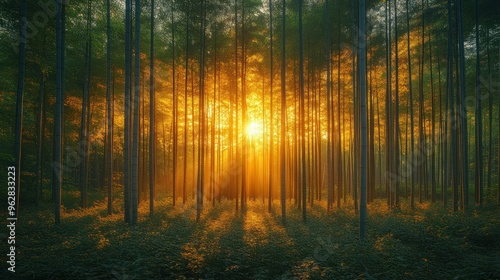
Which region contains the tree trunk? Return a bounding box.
[53,0,64,224]
[183,3,190,205]
[172,3,177,207]
[406,0,415,209]
[36,72,44,207]
[106,0,113,215]
[457,0,469,210]
[394,0,400,207]
[298,0,306,222]
[149,0,156,214]
[280,0,286,225]
[325,0,333,212]
[131,0,141,225]
[124,0,132,223]
[359,0,368,241]
[196,0,207,221]
[474,0,483,206]
[14,0,27,218]
[268,0,274,213]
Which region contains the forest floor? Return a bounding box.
[2,188,500,280]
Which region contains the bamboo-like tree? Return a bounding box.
[183,1,190,205]
[196,0,207,221]
[359,0,368,241]
[80,0,92,209]
[406,0,415,210]
[447,0,458,212]
[280,0,286,225]
[268,0,274,213]
[124,0,132,223]
[106,0,113,215]
[53,0,64,224]
[14,0,27,219]
[457,0,469,209]
[393,0,400,207]
[131,0,141,225]
[149,0,156,214]
[474,0,483,206]
[172,2,178,207]
[298,0,306,222]
[325,0,333,212]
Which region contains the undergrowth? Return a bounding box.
[1,190,499,279]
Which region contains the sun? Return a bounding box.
[246,121,263,138]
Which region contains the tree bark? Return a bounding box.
[280,0,286,225]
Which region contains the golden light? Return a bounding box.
[246,121,263,138]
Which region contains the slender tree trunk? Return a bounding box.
[298,0,306,222]
[36,72,44,207]
[394,0,400,207]
[359,0,367,240]
[457,0,469,210]
[474,0,483,206]
[351,0,358,214]
[172,4,177,207]
[426,0,436,203]
[124,0,132,223]
[196,0,207,221]
[234,0,239,212]
[406,0,415,209]
[80,0,92,209]
[241,0,247,211]
[447,0,458,212]
[486,27,492,195]
[149,0,156,214]
[183,3,190,205]
[106,0,113,215]
[418,0,425,204]
[385,0,392,207]
[53,0,64,224]
[131,0,141,225]
[280,0,286,225]
[337,9,343,208]
[268,0,274,213]
[325,0,333,212]
[14,0,27,218]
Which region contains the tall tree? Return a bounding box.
[280,0,286,225]
[53,0,64,224]
[241,0,248,211]
[447,0,458,212]
[124,0,132,223]
[149,0,156,214]
[268,0,274,213]
[35,72,45,207]
[359,0,368,241]
[131,0,141,225]
[325,0,333,212]
[196,0,207,221]
[418,0,425,204]
[172,2,178,207]
[384,0,393,207]
[474,0,483,205]
[393,0,400,207]
[106,0,113,215]
[298,0,306,222]
[14,0,27,219]
[182,1,190,205]
[457,0,469,209]
[80,0,92,209]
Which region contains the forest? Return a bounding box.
[1,0,500,278]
